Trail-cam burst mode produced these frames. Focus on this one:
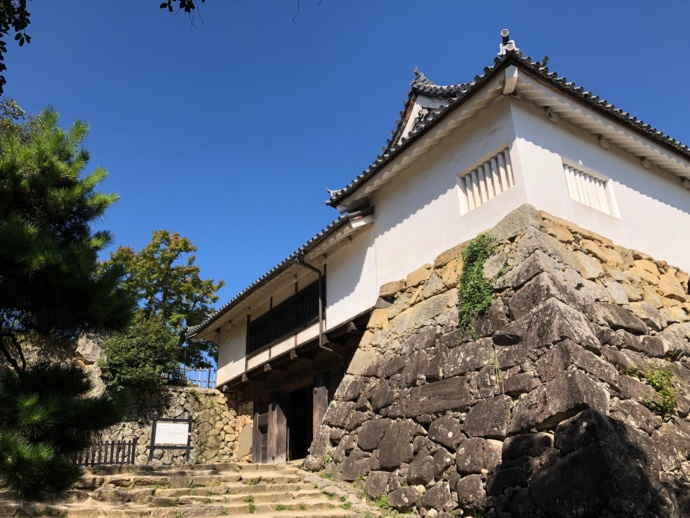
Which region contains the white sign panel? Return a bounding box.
[154,422,189,446]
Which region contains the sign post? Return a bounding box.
[148,412,193,464]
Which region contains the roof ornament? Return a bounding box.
[498,29,520,56]
[326,187,342,198]
[412,66,434,87]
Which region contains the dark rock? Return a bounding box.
[323,401,355,428]
[504,249,564,289]
[456,437,502,474]
[502,432,554,462]
[509,369,609,433]
[601,345,648,373]
[358,418,392,451]
[486,466,528,496]
[618,374,655,401]
[443,338,494,377]
[473,298,511,338]
[407,376,473,417]
[456,474,486,511]
[329,427,346,444]
[536,339,619,390]
[407,451,435,485]
[508,488,539,518]
[610,399,660,435]
[401,350,429,386]
[463,395,512,438]
[651,423,690,471]
[371,380,394,411]
[335,376,366,402]
[432,449,453,477]
[436,329,461,349]
[401,328,438,354]
[477,365,498,398]
[492,331,522,345]
[365,471,389,499]
[420,481,452,512]
[345,411,370,431]
[341,450,371,482]
[387,487,419,511]
[503,372,539,396]
[354,394,370,412]
[498,298,600,352]
[597,302,648,334]
[413,435,438,455]
[495,342,530,369]
[369,450,381,471]
[509,272,581,320]
[426,347,447,380]
[428,415,464,449]
[379,420,414,470]
[640,336,665,357]
[385,355,408,378]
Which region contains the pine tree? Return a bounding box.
[0,107,133,372]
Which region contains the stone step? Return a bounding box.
[3,497,360,517]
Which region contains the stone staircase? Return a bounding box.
[0,462,382,517]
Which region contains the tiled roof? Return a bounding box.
[186,209,373,339]
[327,50,690,208]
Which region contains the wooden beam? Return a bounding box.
[346,321,362,334]
[241,373,250,383]
[289,350,299,361]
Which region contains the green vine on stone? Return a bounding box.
[458,233,496,338]
[642,365,678,417]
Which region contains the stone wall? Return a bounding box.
[305,204,690,517]
[99,386,253,466]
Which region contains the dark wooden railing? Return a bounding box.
[75,439,138,466]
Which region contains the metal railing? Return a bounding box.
[183,367,216,389]
[75,439,138,466]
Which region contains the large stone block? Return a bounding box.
[428,415,464,449]
[490,203,542,242]
[378,420,414,470]
[456,474,486,511]
[502,249,564,289]
[407,451,435,485]
[387,487,419,511]
[347,348,383,376]
[596,302,648,335]
[536,339,619,390]
[497,298,599,352]
[401,350,429,386]
[391,289,458,337]
[463,395,512,439]
[407,376,473,417]
[509,369,609,433]
[365,471,390,499]
[420,481,453,512]
[442,338,494,377]
[501,432,553,462]
[341,450,371,481]
[357,418,392,451]
[456,437,502,474]
[509,272,582,320]
[371,380,394,411]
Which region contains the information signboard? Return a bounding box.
[148,413,193,463]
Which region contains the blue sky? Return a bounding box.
[6,1,689,305]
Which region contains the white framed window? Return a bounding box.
[562,159,618,217]
[459,148,515,214]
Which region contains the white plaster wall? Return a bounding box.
[511,100,690,272]
[371,99,527,286]
[325,226,378,330]
[216,322,247,386]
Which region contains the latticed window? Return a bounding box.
[246,281,323,355]
[562,162,613,215]
[459,148,515,214]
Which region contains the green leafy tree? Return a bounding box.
[0,107,132,372]
[100,317,179,391]
[0,363,126,501]
[100,231,224,392]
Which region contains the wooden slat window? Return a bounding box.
[563,163,612,215]
[246,281,323,355]
[459,148,514,214]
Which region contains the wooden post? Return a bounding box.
[313,372,329,440]
[267,392,287,464]
[252,404,260,464]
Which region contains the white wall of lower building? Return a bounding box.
[371,99,527,286]
[512,100,690,272]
